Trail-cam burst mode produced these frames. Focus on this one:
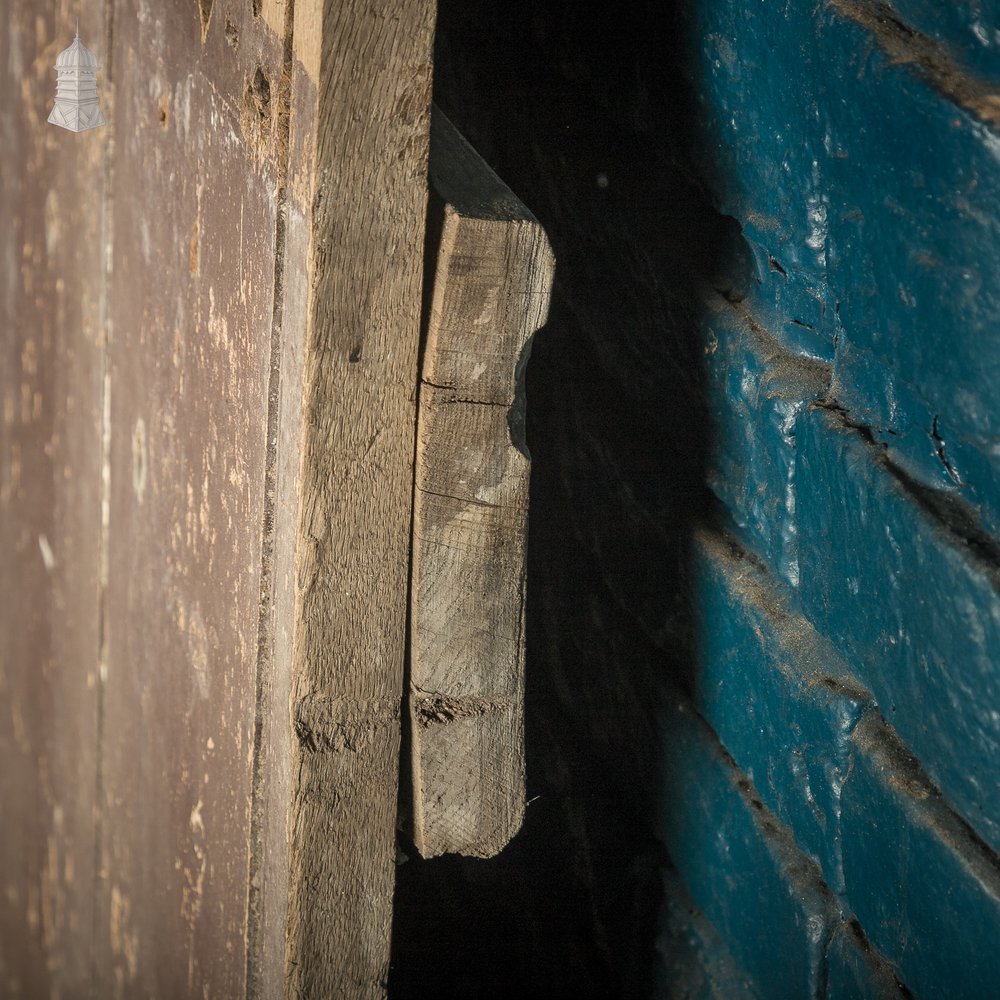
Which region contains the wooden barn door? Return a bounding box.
[1,0,436,995]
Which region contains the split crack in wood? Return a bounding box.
[419,377,508,407]
[198,0,213,42]
[417,486,503,510]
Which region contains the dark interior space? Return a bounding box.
[390,3,751,995]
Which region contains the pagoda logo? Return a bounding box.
[49,24,106,133]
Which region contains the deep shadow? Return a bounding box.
[390,3,752,996]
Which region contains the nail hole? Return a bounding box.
[249,67,271,121]
[240,66,273,153]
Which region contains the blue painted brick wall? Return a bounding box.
[867,0,1000,88]
[820,10,1000,528]
[678,1,837,360]
[657,0,1000,995]
[702,299,828,589]
[796,405,1000,855]
[679,0,1000,535]
[825,920,908,1000]
[842,712,1000,997]
[655,865,760,999]
[658,692,838,998]
[690,526,871,895]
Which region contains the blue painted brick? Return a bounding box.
[796,404,1000,855]
[679,2,836,358]
[703,296,829,588]
[655,865,760,1000]
[690,527,873,895]
[886,0,1000,87]
[819,10,1000,527]
[686,0,1000,531]
[825,920,909,1000]
[828,338,1000,544]
[659,693,837,999]
[841,711,1000,998]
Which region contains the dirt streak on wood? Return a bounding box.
[95,3,288,995]
[408,109,554,859]
[281,0,436,995]
[0,5,108,996]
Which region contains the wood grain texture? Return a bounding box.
[0,5,108,996]
[409,110,554,858]
[96,2,289,995]
[282,0,436,995]
[4,0,436,993]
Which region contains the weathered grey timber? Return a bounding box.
[409,109,554,859]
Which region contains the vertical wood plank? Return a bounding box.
[96,3,289,995]
[409,110,553,859]
[282,0,436,994]
[0,4,108,996]
[5,1,437,992]
[245,2,297,997]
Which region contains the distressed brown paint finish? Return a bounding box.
[0,4,108,996]
[96,2,288,995]
[409,110,554,858]
[4,0,437,992]
[282,0,436,994]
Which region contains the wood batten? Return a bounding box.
[281,1,437,995]
[408,109,554,859]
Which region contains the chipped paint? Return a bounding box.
[37,534,55,571]
[130,418,147,504]
[44,190,59,256]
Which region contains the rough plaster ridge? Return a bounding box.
[702,287,834,397]
[695,523,870,703]
[710,278,1000,590]
[814,398,1000,588]
[829,0,1000,130]
[853,711,1000,881]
